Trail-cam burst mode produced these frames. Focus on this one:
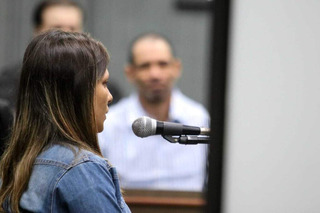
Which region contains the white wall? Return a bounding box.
[224,1,320,212]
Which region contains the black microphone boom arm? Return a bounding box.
[162,135,210,145]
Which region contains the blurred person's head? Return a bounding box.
[0,30,112,212]
[33,0,84,34]
[125,33,181,104]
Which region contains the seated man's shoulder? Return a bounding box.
[0,99,10,111]
[174,91,209,117]
[0,63,21,78]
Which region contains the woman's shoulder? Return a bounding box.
[36,143,112,170]
[19,144,123,212]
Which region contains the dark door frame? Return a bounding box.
[206,0,231,212]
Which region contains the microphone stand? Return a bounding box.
[162,135,210,145]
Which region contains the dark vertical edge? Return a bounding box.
[206,0,231,212]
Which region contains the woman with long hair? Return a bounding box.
[0,30,131,212]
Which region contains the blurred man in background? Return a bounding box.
[0,0,84,156]
[0,0,121,110]
[33,0,83,33]
[0,0,122,156]
[99,33,209,191]
[0,1,83,111]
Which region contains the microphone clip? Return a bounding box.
[162,135,210,145]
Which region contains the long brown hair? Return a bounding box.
[0,30,109,212]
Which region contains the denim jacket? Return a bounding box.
[3,143,131,213]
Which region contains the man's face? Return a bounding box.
[127,39,181,103]
[37,5,83,33]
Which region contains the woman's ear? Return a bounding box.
[173,58,182,79]
[124,64,135,83]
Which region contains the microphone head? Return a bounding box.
[132,116,157,138]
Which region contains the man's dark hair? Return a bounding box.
[32,0,84,28]
[128,32,176,64]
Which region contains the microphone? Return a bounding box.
[132,116,210,138]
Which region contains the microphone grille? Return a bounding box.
[132,116,156,138]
